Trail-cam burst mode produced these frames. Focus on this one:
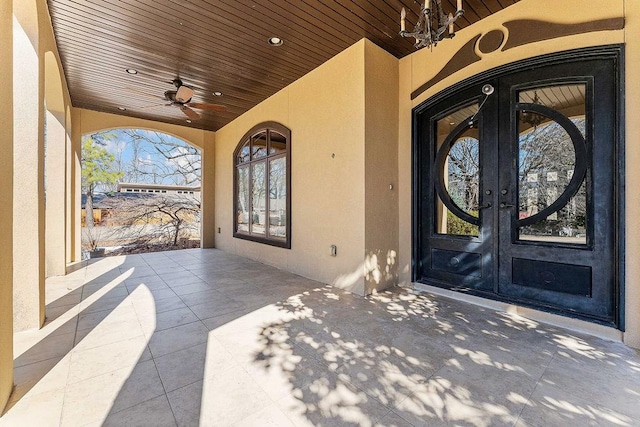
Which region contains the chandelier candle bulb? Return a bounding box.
[457,0,463,12]
[449,13,454,35]
[426,0,431,11]
[401,7,406,32]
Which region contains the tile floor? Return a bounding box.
[2,248,640,426]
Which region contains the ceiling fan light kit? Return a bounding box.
[175,85,194,103]
[140,78,229,122]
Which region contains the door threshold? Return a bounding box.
[412,282,623,344]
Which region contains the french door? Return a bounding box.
[414,48,622,326]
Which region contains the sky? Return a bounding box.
[84,129,201,188]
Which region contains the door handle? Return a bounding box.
[478,203,492,209]
[500,203,515,209]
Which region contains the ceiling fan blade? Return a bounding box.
[180,105,200,120]
[138,103,172,110]
[187,102,227,112]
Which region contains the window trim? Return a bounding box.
[233,121,291,249]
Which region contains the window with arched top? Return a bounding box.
[233,122,291,248]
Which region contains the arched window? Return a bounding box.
[233,122,291,248]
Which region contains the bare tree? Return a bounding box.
[105,195,200,247]
[518,117,586,226]
[121,130,201,185]
[447,136,480,214]
[442,116,587,236]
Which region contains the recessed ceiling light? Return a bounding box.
[125,68,138,74]
[268,36,283,46]
[213,91,223,97]
[186,119,192,123]
[118,107,127,111]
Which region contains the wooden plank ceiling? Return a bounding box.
[47,0,518,132]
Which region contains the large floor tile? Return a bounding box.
[154,343,209,392]
[10,356,71,404]
[177,289,225,307]
[166,380,204,427]
[67,335,151,384]
[516,381,638,427]
[188,298,246,321]
[103,395,177,427]
[198,363,274,426]
[147,321,210,358]
[0,389,64,427]
[139,306,200,333]
[14,331,76,368]
[5,249,640,427]
[537,352,640,421]
[46,288,83,308]
[276,373,391,427]
[232,403,295,427]
[243,349,328,402]
[61,360,165,426]
[170,281,216,296]
[78,294,131,315]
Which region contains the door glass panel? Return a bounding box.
[237,165,249,233]
[435,104,480,237]
[517,85,587,244]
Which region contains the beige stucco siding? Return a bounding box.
[214,40,368,294]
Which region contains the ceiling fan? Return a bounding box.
[138,78,226,121]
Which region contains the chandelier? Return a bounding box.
[400,0,465,49]
[521,91,545,129]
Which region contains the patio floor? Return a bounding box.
[1,249,639,426]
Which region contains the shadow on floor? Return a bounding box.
[5,249,640,426]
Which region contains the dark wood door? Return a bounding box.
[414,48,622,326]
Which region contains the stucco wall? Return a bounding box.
[623,0,640,348]
[364,41,400,294]
[397,0,639,346]
[0,0,14,413]
[13,0,46,332]
[214,41,368,294]
[78,109,214,150]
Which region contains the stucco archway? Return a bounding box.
[75,109,216,248]
[45,50,68,277]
